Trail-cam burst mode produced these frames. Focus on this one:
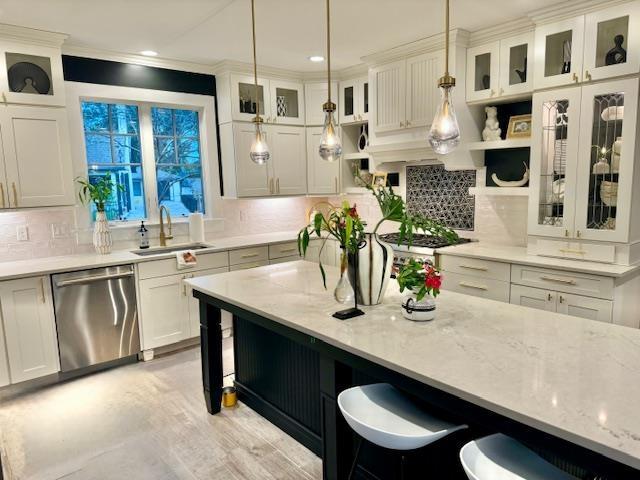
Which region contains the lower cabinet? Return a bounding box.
[185,267,229,338]
[0,276,59,384]
[510,284,613,323]
[0,314,9,387]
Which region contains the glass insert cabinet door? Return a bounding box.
[269,80,305,126]
[231,74,271,122]
[528,87,582,238]
[466,42,500,102]
[533,17,585,89]
[574,79,638,242]
[583,4,640,81]
[499,33,534,97]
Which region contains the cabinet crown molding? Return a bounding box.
[468,18,534,47]
[528,0,635,24]
[0,23,67,47]
[361,29,470,66]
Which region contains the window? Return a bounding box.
[82,102,145,221]
[152,107,204,215]
[81,102,206,223]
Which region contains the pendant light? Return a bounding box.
[427,0,460,155]
[318,0,342,162]
[249,0,270,164]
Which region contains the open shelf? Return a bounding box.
[466,139,531,151]
[343,152,370,161]
[469,186,530,196]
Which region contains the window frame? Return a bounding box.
[66,81,221,229]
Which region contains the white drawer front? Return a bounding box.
[528,238,615,263]
[443,271,510,303]
[229,246,269,266]
[229,260,270,271]
[511,264,614,300]
[137,251,229,279]
[269,241,300,260]
[440,255,510,282]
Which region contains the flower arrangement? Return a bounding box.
[298,201,366,287]
[396,258,443,301]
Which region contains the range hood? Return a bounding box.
[367,139,483,171]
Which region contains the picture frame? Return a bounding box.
[506,114,532,139]
[371,172,388,189]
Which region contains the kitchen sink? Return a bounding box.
[131,243,211,256]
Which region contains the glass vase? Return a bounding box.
[334,249,354,304]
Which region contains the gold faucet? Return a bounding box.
[159,205,173,246]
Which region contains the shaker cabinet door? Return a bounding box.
[510,284,557,312]
[306,126,340,195]
[269,125,307,195]
[557,293,613,323]
[232,122,271,197]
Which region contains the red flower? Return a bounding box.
[426,275,442,290]
[347,205,359,219]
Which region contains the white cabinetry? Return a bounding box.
[510,284,557,312]
[220,122,307,197]
[185,267,229,338]
[306,126,340,194]
[0,313,8,387]
[339,76,368,124]
[466,42,500,102]
[0,105,73,208]
[533,5,640,89]
[370,53,442,134]
[305,81,338,126]
[529,78,639,247]
[0,276,59,383]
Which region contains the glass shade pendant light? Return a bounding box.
[318,0,342,162]
[249,0,270,164]
[428,0,460,154]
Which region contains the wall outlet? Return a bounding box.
[16,225,29,242]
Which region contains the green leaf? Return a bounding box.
[319,262,327,289]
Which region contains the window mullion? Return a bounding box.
[139,104,159,223]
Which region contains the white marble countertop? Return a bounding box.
[0,231,300,281]
[438,243,639,278]
[187,260,640,470]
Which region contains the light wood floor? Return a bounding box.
[0,340,321,480]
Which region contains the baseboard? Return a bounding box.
[235,381,322,456]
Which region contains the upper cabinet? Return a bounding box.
[306,126,340,195]
[229,74,304,125]
[534,4,640,89]
[466,33,533,102]
[339,75,368,124]
[0,42,65,107]
[370,51,442,133]
[0,105,74,209]
[528,78,639,245]
[305,81,338,126]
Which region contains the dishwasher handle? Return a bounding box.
[56,271,134,288]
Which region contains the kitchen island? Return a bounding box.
[187,261,640,479]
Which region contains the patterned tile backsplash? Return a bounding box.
[406,165,476,230]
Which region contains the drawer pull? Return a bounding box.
[559,248,586,255]
[540,275,576,285]
[459,264,488,272]
[240,253,260,259]
[459,282,488,291]
[279,248,296,253]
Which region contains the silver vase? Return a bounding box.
[347,233,393,306]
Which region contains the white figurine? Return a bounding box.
[482,106,501,141]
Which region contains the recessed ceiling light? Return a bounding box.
[140,50,158,57]
[308,55,325,63]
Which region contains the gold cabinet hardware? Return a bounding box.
[576,230,582,238]
[559,295,565,304]
[459,264,488,272]
[182,278,187,296]
[459,282,488,291]
[276,177,280,194]
[406,120,411,126]
[400,121,405,128]
[572,72,579,83]
[39,277,46,303]
[558,248,587,255]
[547,293,553,301]
[279,248,296,254]
[564,229,569,237]
[540,275,577,285]
[334,176,338,193]
[585,70,592,81]
[241,253,260,259]
[269,178,274,194]
[11,182,17,207]
[0,183,4,208]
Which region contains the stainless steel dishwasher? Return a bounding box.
[52,265,140,372]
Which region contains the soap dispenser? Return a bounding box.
[138,221,149,249]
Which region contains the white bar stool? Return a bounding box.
[337,383,467,479]
[460,433,575,480]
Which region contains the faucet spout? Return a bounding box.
[159,205,173,246]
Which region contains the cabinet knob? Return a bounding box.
[572,72,579,83]
[585,70,592,81]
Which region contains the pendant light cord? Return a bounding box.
[326,0,332,104]
[251,0,259,120]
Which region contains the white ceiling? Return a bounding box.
[0,0,566,72]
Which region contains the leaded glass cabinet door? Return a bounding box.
[583,4,640,82]
[574,79,638,242]
[528,87,582,238]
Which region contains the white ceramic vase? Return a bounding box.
[347,233,394,306]
[401,291,436,322]
[93,211,113,254]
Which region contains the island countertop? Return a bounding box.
[187,260,640,471]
